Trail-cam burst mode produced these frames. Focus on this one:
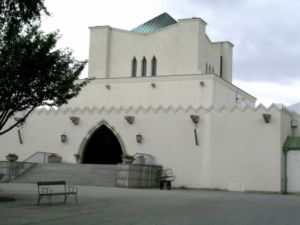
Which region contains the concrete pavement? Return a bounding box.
[1,183,300,225]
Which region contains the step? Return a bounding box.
[12,163,118,187]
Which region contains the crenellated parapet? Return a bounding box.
[31,103,282,116]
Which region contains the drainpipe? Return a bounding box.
[284,119,299,193]
[291,119,298,137]
[283,150,288,194]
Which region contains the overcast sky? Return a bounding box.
[42,0,300,106]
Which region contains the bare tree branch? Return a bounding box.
[0,110,9,128]
[0,106,36,135]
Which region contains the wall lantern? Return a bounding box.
[291,119,298,128]
[124,115,135,124]
[70,116,80,125]
[136,133,143,143]
[263,114,271,123]
[14,116,25,126]
[200,81,205,87]
[60,133,67,143]
[105,84,111,90]
[151,83,156,88]
[291,119,298,136]
[190,115,200,125]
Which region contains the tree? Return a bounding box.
[0,0,88,135]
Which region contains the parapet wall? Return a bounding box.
[0,104,292,192]
[32,103,273,116]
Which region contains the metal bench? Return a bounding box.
[37,181,78,205]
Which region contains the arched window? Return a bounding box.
[141,57,147,77]
[131,57,137,77]
[151,56,157,76]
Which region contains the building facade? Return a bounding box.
[1,13,299,192]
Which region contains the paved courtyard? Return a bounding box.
[1,183,300,225]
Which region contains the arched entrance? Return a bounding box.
[81,124,123,164]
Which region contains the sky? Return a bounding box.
[41,0,300,106]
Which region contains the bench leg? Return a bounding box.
[64,194,67,203]
[37,193,78,205]
[37,195,42,205]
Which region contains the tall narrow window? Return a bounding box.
[206,63,208,73]
[209,65,211,74]
[141,57,147,77]
[131,57,137,77]
[151,56,157,76]
[220,56,223,78]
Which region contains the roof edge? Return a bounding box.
[131,12,177,34]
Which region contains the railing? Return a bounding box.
[23,151,53,163]
[0,151,54,182]
[0,161,36,182]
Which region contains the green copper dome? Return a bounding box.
[131,13,177,34]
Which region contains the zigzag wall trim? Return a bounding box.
[31,104,283,116]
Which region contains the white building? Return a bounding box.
[1,13,300,193]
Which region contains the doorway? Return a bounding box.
[82,124,123,164]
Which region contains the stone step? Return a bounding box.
[13,163,118,187]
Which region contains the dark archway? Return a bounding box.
[82,125,123,164]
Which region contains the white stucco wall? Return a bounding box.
[0,107,209,188]
[213,78,255,108]
[88,18,233,82]
[66,75,255,109]
[287,151,300,192]
[0,105,288,192]
[88,26,111,78]
[209,106,285,192]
